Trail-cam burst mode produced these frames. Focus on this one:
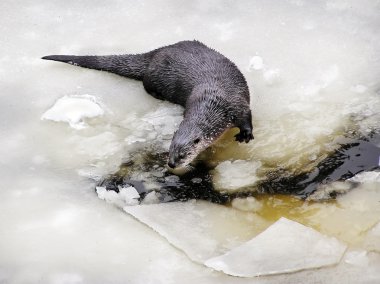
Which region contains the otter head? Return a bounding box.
[168,88,235,169]
[168,120,212,169]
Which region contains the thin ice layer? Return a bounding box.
[205,217,347,277]
[124,201,268,262]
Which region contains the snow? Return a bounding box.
[48,273,83,284]
[263,68,281,85]
[205,217,347,277]
[1,0,380,283]
[248,56,264,71]
[41,95,104,129]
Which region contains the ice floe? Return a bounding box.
[213,160,262,192]
[96,186,140,207]
[41,95,104,129]
[124,201,269,263]
[124,202,349,278]
[231,197,263,212]
[205,217,347,277]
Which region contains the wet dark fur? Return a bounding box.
[42,40,254,168]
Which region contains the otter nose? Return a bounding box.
[168,160,176,169]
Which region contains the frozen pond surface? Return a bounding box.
[1,0,380,283]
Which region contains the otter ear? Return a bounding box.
[194,138,200,144]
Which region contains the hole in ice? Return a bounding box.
[96,132,380,204]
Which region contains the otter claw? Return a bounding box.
[235,130,254,143]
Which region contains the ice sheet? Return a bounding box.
[124,201,269,262]
[1,0,380,283]
[205,217,347,277]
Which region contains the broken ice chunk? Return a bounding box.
[124,201,268,262]
[41,94,104,129]
[213,160,261,192]
[119,186,140,202]
[204,217,347,277]
[141,191,160,205]
[96,186,140,207]
[231,197,263,212]
[348,171,380,183]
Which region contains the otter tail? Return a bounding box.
[42,53,152,80]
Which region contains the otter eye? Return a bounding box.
[179,153,185,159]
[194,138,200,144]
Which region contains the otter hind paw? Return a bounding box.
[235,129,254,143]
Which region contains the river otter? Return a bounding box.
[42,40,254,169]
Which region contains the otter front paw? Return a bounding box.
[235,128,254,143]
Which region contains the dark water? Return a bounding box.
[98,152,229,204]
[258,135,380,198]
[98,133,380,204]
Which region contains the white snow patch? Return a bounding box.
[263,68,281,85]
[41,95,104,129]
[248,56,264,71]
[205,217,347,277]
[214,22,235,42]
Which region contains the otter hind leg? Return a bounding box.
[234,111,254,143]
[143,77,164,100]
